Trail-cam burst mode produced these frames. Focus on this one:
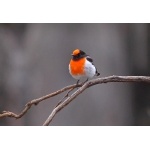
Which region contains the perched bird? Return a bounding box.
[69,49,100,84]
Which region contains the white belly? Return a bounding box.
[84,60,96,78]
[69,60,96,80]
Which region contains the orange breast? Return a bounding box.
[70,58,86,75]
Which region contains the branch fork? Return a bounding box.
[0,75,150,125]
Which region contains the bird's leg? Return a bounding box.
[76,79,80,85]
[83,78,88,84]
[85,78,89,82]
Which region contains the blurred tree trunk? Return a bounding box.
[0,23,149,125]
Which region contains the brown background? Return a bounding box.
[0,23,150,125]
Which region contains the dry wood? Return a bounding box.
[0,75,150,125]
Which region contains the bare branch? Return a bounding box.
[0,83,82,119]
[0,75,150,125]
[43,75,150,125]
[54,86,77,108]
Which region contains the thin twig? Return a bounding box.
[0,76,150,125]
[54,86,77,108]
[0,83,82,119]
[43,75,150,125]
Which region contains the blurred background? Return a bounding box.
[0,23,150,126]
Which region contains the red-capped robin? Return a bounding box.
[69,49,100,84]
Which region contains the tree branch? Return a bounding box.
[43,75,150,125]
[0,75,150,125]
[0,83,82,119]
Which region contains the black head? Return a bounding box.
[71,49,87,60]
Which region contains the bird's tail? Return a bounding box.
[96,69,100,76]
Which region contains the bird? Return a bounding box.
[69,49,100,84]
